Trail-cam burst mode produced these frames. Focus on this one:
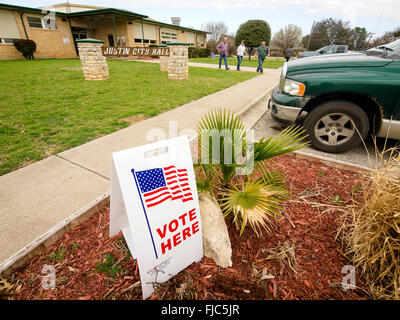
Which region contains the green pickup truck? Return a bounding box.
[269,39,400,153]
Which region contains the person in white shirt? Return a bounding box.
[236,40,246,71]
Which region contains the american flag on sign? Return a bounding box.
[135,165,193,208]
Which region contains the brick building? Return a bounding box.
[0,2,208,60]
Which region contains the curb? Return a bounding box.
[290,150,372,174]
[0,192,109,276]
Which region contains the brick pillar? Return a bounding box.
[167,42,189,80]
[76,38,109,81]
[159,45,168,72]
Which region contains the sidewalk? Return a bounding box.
[128,58,258,72]
[0,69,281,274]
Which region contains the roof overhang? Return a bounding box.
[0,2,68,15]
[67,7,148,19]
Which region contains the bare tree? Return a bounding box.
[204,21,228,42]
[369,28,400,48]
[271,24,302,52]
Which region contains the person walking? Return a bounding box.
[216,37,230,70]
[285,45,294,62]
[256,41,269,73]
[236,40,246,71]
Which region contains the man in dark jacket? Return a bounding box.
[256,41,269,73]
[285,46,294,62]
[216,37,230,70]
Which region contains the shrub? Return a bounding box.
[340,155,400,299]
[198,48,211,57]
[188,47,199,58]
[196,109,307,235]
[13,39,36,60]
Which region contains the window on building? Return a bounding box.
[0,38,17,44]
[107,34,115,47]
[117,36,126,46]
[0,9,21,40]
[27,16,43,28]
[134,38,155,44]
[27,15,56,30]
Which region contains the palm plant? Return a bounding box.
[196,109,308,236]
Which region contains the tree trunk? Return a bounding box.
[248,47,253,60]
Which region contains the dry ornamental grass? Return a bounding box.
[340,154,400,299]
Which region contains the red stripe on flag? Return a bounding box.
[143,186,168,197]
[145,191,171,202]
[147,195,172,208]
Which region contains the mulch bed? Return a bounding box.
[3,155,370,300]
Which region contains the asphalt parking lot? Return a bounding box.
[252,104,399,169]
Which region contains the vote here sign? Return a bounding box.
[109,136,203,299]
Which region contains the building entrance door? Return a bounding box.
[71,27,88,55]
[107,34,115,47]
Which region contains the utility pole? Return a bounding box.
[307,20,315,51]
[66,0,71,13]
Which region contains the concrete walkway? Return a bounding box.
[0,69,281,273]
[188,62,257,72]
[119,58,260,73]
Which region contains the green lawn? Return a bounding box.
[189,56,285,69]
[0,59,257,175]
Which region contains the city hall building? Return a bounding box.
[0,2,208,59]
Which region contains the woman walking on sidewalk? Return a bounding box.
[236,40,246,71]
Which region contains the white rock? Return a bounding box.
[198,192,232,268]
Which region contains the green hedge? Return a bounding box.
[188,47,211,58]
[13,39,36,60]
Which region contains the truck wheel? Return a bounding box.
[303,101,369,153]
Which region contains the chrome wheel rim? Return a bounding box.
[314,113,355,146]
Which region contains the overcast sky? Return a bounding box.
[7,0,400,39]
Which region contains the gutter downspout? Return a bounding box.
[158,26,162,45]
[67,17,78,56]
[112,14,118,46]
[19,10,28,39]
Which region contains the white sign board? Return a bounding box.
[62,37,70,44]
[110,135,203,299]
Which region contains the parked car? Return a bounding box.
[365,38,400,56]
[269,39,400,153]
[299,45,348,58]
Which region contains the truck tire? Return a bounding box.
[303,100,369,153]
